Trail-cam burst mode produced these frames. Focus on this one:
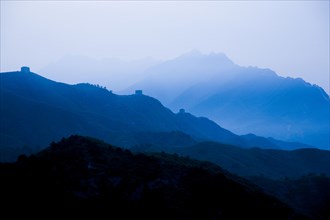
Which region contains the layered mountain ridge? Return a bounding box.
[128,51,329,148]
[1,67,329,219]
[0,68,318,161]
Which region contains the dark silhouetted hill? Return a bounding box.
[0,135,302,219]
[160,141,330,180]
[249,175,330,220]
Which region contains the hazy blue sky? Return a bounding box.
[1,1,329,93]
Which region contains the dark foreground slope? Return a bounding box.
[249,176,330,220]
[163,141,330,179]
[0,135,300,220]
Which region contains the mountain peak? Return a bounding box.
[178,50,234,65]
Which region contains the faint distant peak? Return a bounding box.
[209,51,230,58]
[180,49,203,57]
[179,50,229,59]
[210,52,235,65]
[176,50,235,65]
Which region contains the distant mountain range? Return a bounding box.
[35,51,329,148]
[128,51,329,148]
[0,67,316,161]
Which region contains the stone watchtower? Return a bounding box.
[21,66,30,73]
[135,90,143,95]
